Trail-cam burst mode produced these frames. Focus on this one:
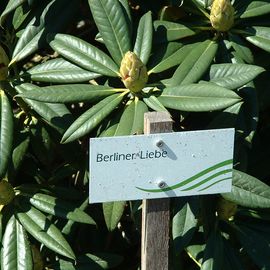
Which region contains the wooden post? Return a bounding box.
[141,112,173,270]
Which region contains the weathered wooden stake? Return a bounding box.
[141,112,173,270]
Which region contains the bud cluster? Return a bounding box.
[210,0,234,32]
[120,51,148,93]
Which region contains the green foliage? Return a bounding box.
[0,0,269,269]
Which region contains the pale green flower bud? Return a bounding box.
[120,51,148,93]
[0,45,9,81]
[210,0,234,32]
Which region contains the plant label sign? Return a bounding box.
[89,128,234,203]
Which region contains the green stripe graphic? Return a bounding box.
[199,177,231,191]
[136,159,232,193]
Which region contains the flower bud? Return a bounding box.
[120,51,148,93]
[0,180,15,205]
[0,45,9,81]
[216,197,237,220]
[210,0,234,32]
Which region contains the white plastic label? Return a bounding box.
[89,128,234,203]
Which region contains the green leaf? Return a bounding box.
[119,0,132,34]
[239,0,270,18]
[158,83,241,112]
[235,222,270,269]
[80,253,123,269]
[0,90,13,179]
[47,34,119,77]
[172,197,198,253]
[235,83,258,144]
[207,102,243,129]
[61,197,89,236]
[1,215,33,270]
[88,0,131,65]
[186,238,205,267]
[222,240,244,270]
[209,64,264,89]
[229,33,254,64]
[168,40,218,86]
[15,200,75,259]
[20,193,96,225]
[148,43,194,74]
[24,58,101,83]
[11,0,77,64]
[143,95,168,112]
[99,123,119,137]
[19,84,124,103]
[114,99,148,136]
[242,26,270,53]
[154,21,197,43]
[201,231,223,270]
[222,169,270,208]
[103,201,126,231]
[15,83,74,133]
[62,93,126,143]
[134,11,152,65]
[11,3,31,30]
[29,121,54,166]
[55,253,123,270]
[0,0,27,25]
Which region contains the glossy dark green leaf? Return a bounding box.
[15,201,75,259]
[235,222,270,269]
[192,0,205,7]
[222,169,270,208]
[237,83,258,144]
[62,93,126,143]
[243,26,270,53]
[172,197,198,253]
[143,95,168,112]
[48,34,119,77]
[61,197,89,236]
[79,253,123,269]
[207,102,243,129]
[0,0,27,25]
[186,239,205,267]
[148,43,193,74]
[30,121,54,166]
[114,99,148,136]
[19,84,124,103]
[24,58,101,83]
[239,0,270,18]
[154,21,197,43]
[134,11,152,65]
[12,3,31,30]
[201,231,223,270]
[1,215,33,270]
[209,64,264,89]
[222,240,244,270]
[103,201,126,231]
[55,253,123,270]
[11,0,77,64]
[158,83,241,112]
[168,40,218,86]
[119,0,132,34]
[15,83,73,133]
[229,33,254,64]
[20,193,95,224]
[88,0,131,65]
[0,90,13,179]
